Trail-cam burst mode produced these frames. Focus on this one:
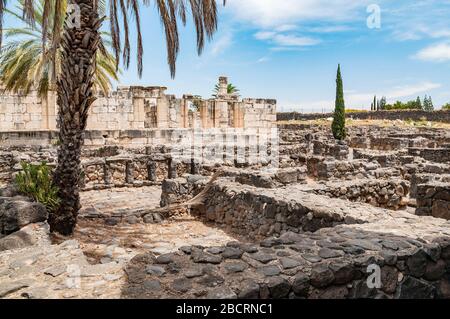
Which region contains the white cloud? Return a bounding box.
[210,33,233,56]
[227,0,369,28]
[254,31,277,40]
[307,25,353,33]
[272,34,320,47]
[275,24,298,32]
[413,42,450,62]
[386,82,442,99]
[254,31,320,47]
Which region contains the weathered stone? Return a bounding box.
[222,247,243,259]
[406,249,428,277]
[257,265,281,276]
[206,286,237,299]
[310,264,335,288]
[301,254,322,263]
[424,260,446,281]
[292,273,310,296]
[0,230,34,251]
[184,267,204,278]
[381,266,398,294]
[145,265,166,276]
[267,277,291,299]
[329,262,356,285]
[318,248,344,259]
[44,265,66,277]
[279,257,301,269]
[250,252,276,264]
[0,199,47,235]
[156,253,175,265]
[192,249,222,264]
[397,276,436,299]
[223,261,248,273]
[143,279,161,291]
[171,278,192,293]
[238,280,260,299]
[0,279,33,298]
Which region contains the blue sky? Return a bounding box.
[5,0,450,112]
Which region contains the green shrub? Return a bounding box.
[15,162,60,213]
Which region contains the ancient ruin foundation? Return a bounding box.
[0,82,449,299]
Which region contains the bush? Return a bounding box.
[15,162,60,213]
[442,103,450,110]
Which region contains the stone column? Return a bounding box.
[156,88,169,129]
[218,76,228,95]
[147,160,157,182]
[131,87,145,129]
[103,163,112,185]
[191,158,200,175]
[168,158,178,179]
[125,160,134,184]
[200,101,209,128]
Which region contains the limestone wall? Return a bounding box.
[416,182,450,220]
[0,78,277,134]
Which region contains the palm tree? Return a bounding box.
[213,82,239,96]
[0,0,225,235]
[0,0,118,97]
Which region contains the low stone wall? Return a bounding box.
[126,183,450,299]
[277,110,450,123]
[353,149,402,168]
[408,148,450,164]
[303,179,410,210]
[307,157,383,181]
[313,140,349,160]
[416,182,450,220]
[410,174,450,198]
[222,167,307,188]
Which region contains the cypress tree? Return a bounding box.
[426,96,434,111]
[416,96,422,110]
[332,64,346,140]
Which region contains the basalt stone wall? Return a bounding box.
[410,174,450,198]
[130,180,450,299]
[408,148,450,164]
[369,137,410,151]
[307,157,389,181]
[277,110,450,123]
[189,181,413,241]
[353,149,402,168]
[416,182,450,220]
[303,179,410,211]
[124,227,450,299]
[313,140,349,160]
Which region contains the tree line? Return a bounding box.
[371,95,435,111]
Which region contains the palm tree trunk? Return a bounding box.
[49,0,102,235]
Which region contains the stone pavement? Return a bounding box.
[0,186,236,299]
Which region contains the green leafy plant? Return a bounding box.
[15,162,60,213]
[213,83,240,96]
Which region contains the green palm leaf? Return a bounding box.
[0,0,119,97]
